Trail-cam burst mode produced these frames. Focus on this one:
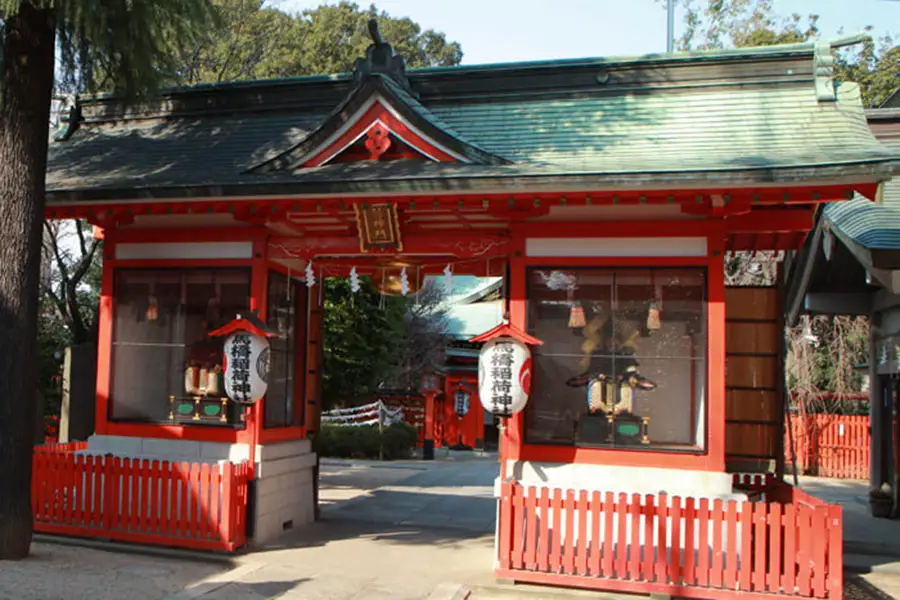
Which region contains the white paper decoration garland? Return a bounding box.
[443,264,453,293]
[400,267,409,296]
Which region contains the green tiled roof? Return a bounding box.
[45,40,900,202]
[823,198,900,249]
[823,108,900,250]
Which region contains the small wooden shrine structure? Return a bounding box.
[785,104,900,518]
[41,23,898,597]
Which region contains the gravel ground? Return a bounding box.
[846,572,900,600]
[0,542,227,600]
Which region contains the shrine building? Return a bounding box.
[39,25,898,599]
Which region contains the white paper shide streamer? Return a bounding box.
[320,400,406,427]
[443,264,453,293]
[400,267,409,296]
[350,266,361,293]
[305,262,316,288]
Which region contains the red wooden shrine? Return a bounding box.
[39,22,899,598]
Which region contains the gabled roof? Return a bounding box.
[250,74,508,171]
[45,34,900,204]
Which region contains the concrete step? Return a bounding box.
[845,553,900,575]
[466,577,642,600]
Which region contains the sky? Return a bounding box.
[277,0,898,65]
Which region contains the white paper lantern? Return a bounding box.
[223,332,270,404]
[454,389,471,417]
[478,337,532,417]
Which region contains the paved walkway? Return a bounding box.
[319,454,498,533]
[8,461,900,599]
[796,475,900,555]
[187,452,500,599]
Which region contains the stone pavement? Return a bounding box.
[319,454,498,533]
[8,459,900,600]
[184,453,501,599]
[796,475,900,556]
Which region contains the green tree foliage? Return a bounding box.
[668,0,898,107]
[178,0,463,85]
[677,1,895,409]
[42,220,102,345]
[670,0,818,51]
[322,277,407,407]
[0,0,216,561]
[835,35,900,108]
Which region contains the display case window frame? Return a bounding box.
[108,266,252,427]
[523,264,709,454]
[264,270,307,429]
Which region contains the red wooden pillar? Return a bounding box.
[504,228,528,474]
[707,222,727,472]
[242,236,269,475]
[94,229,116,435]
[425,391,436,439]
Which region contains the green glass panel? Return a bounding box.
[617,424,640,436]
[177,404,194,415]
[203,405,221,416]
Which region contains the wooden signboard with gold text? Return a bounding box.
[355,203,403,253]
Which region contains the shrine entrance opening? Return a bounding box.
[268,201,514,454]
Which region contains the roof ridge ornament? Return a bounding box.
[813,41,836,102]
[353,19,412,93]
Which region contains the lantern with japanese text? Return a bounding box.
[209,311,281,405]
[471,323,543,417]
[454,389,471,417]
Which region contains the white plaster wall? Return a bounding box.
[505,461,743,502]
[83,434,250,464]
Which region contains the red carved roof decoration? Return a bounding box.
[303,98,462,167]
[469,322,543,346]
[208,311,282,339]
[365,123,392,159]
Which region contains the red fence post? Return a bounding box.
[827,505,844,600]
[498,481,514,570]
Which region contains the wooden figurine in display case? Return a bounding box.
[566,302,656,446]
[170,333,231,424]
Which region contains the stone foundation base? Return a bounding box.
[253,439,317,545]
[505,460,745,502]
[81,434,318,547]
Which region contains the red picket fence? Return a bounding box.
[786,414,870,480]
[496,481,842,600]
[35,441,88,454]
[32,449,250,552]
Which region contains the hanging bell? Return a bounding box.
[568,301,586,328]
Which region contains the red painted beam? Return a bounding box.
[725,209,815,234]
[268,233,511,260]
[46,184,863,223]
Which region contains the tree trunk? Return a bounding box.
[0,2,56,560]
